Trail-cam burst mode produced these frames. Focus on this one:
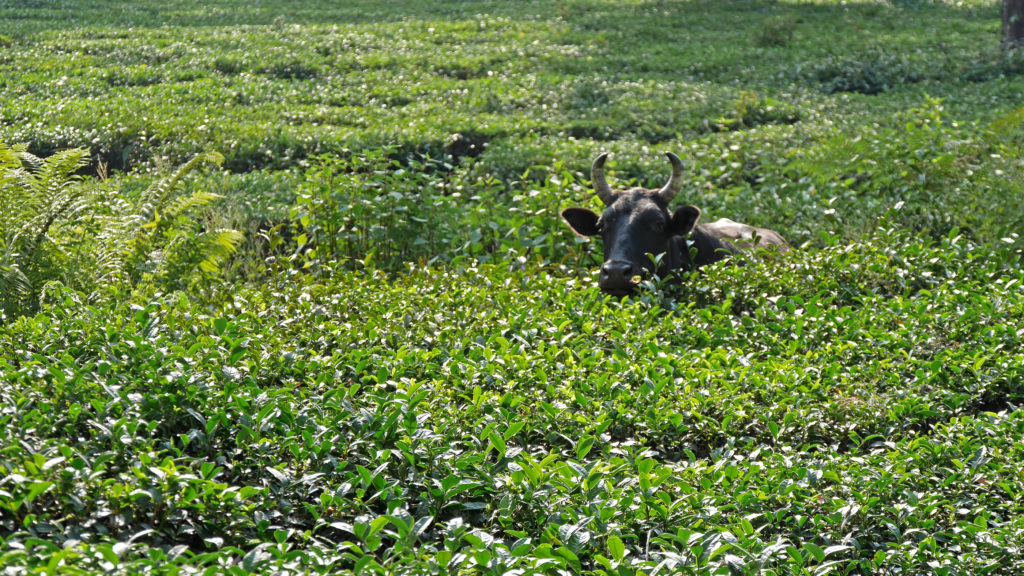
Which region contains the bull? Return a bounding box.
[561,152,787,296]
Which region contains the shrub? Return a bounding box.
[789,97,1023,242]
[753,16,795,48]
[289,149,469,272]
[813,50,925,95]
[705,91,802,132]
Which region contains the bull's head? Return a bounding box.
[561,152,701,296]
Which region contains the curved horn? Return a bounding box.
[590,152,616,206]
[657,152,684,204]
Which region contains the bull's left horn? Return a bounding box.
[657,152,684,203]
[591,152,616,206]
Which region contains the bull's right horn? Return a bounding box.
[591,152,616,206]
[657,152,684,204]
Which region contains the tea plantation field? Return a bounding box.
[2,1,1024,574]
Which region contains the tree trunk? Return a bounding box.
[1004,0,1024,48]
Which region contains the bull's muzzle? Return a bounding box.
[598,260,638,295]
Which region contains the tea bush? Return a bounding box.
[289,151,462,271]
[812,50,925,95]
[2,226,1023,574]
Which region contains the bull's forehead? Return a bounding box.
[606,188,669,218]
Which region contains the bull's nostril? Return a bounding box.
[600,261,633,280]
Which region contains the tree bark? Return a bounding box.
[1004,0,1024,48]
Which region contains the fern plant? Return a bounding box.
[96,151,244,293]
[0,143,92,318]
[0,144,243,321]
[0,145,28,319]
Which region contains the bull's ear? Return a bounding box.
[561,207,601,237]
[671,205,701,236]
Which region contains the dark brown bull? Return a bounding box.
[561,152,787,296]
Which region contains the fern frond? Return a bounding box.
[12,184,93,263]
[0,142,26,170]
[0,175,20,234]
[135,151,224,229]
[92,195,136,288]
[0,147,91,243]
[29,148,89,200]
[165,191,224,219]
[0,259,31,313]
[197,228,244,275]
[15,148,43,172]
[0,167,39,227]
[0,264,31,296]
